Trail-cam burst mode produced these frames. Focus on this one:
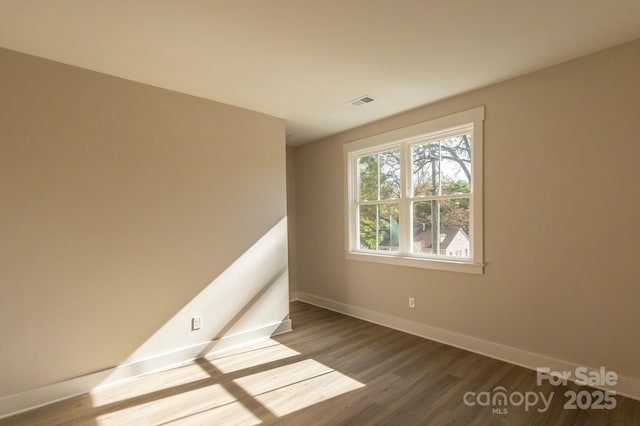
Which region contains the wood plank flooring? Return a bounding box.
[2,301,639,425]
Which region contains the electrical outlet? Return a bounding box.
[409,297,415,309]
[191,316,202,331]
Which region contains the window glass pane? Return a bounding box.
[378,203,399,251]
[439,197,470,235]
[412,142,440,197]
[379,149,400,200]
[412,201,436,255]
[440,134,471,195]
[359,205,377,250]
[439,198,471,258]
[412,134,472,196]
[357,155,378,201]
[358,150,400,201]
[358,203,399,251]
[413,198,470,257]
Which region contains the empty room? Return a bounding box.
[1,1,639,425]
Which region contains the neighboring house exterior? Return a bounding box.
[413,227,470,257]
[378,226,470,257]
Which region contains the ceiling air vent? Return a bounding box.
[348,95,376,106]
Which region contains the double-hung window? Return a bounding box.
[344,106,484,274]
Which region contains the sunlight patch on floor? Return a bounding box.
[207,340,299,374]
[233,359,365,417]
[91,362,211,407]
[159,401,262,426]
[90,341,364,423]
[94,383,256,425]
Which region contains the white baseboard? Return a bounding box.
[0,319,292,419]
[296,292,640,401]
[289,291,298,302]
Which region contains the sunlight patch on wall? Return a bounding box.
[97,218,290,387]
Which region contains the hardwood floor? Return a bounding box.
[2,301,639,425]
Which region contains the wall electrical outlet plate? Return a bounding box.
[191,316,202,331]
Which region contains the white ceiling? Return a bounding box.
[1,1,639,146]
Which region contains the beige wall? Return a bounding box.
[286,147,298,297]
[0,48,288,397]
[292,40,640,380]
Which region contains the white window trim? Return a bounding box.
[343,106,485,275]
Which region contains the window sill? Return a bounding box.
[345,252,484,275]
